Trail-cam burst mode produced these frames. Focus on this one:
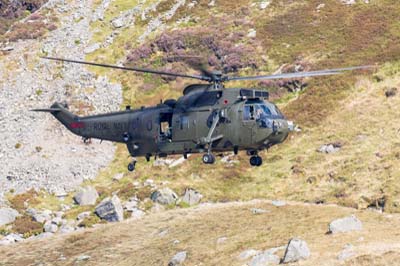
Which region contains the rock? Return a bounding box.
[0,46,14,52]
[84,43,101,54]
[168,251,187,266]
[385,87,397,98]
[238,249,260,261]
[259,1,271,9]
[112,18,125,28]
[150,203,165,213]
[124,197,139,211]
[31,210,52,223]
[151,188,178,205]
[59,224,75,234]
[131,209,145,220]
[318,142,342,154]
[217,236,228,244]
[172,239,180,245]
[249,251,280,266]
[182,188,203,206]
[169,156,190,168]
[338,244,356,261]
[95,195,124,222]
[77,211,91,221]
[76,255,91,261]
[144,179,155,187]
[73,186,99,206]
[247,29,257,38]
[0,234,23,245]
[44,221,58,233]
[0,208,19,226]
[328,215,362,234]
[35,232,54,239]
[282,238,311,263]
[112,173,124,181]
[251,208,270,214]
[51,217,63,226]
[271,200,286,207]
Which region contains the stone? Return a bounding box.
[112,18,125,28]
[0,234,23,245]
[182,188,203,206]
[151,188,178,205]
[84,43,101,54]
[0,208,19,226]
[318,143,342,154]
[249,251,280,266]
[77,211,91,221]
[385,87,397,98]
[131,209,145,220]
[217,236,228,244]
[329,215,362,234]
[59,224,75,234]
[251,208,270,214]
[338,244,356,261]
[282,238,311,263]
[73,186,99,206]
[44,221,58,233]
[144,179,155,187]
[112,173,124,181]
[169,156,190,168]
[168,251,187,266]
[271,200,286,207]
[0,46,14,52]
[95,195,124,222]
[76,255,91,261]
[32,210,52,223]
[247,29,257,38]
[124,197,139,211]
[35,232,54,239]
[238,249,260,261]
[259,1,271,9]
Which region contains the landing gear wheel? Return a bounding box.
[250,156,263,167]
[202,153,215,164]
[127,161,136,172]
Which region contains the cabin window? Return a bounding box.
[180,116,189,130]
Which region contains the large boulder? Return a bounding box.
[73,186,99,206]
[0,208,19,226]
[151,188,178,205]
[182,188,203,206]
[328,215,362,234]
[0,233,23,246]
[282,238,310,263]
[95,195,124,222]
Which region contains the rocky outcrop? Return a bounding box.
[328,215,362,233]
[73,186,99,206]
[95,195,124,222]
[0,208,19,226]
[151,188,178,205]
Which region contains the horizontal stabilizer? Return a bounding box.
[30,108,62,113]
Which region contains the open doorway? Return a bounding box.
[159,112,173,142]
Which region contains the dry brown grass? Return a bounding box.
[1,200,400,265]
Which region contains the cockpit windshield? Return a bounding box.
[243,100,284,120]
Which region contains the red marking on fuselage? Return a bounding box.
[70,122,85,129]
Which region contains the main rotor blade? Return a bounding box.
[226,65,375,82]
[42,57,211,81]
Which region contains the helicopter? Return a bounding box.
[33,57,372,172]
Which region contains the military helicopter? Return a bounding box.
[33,57,372,171]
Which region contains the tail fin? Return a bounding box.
[32,102,82,135]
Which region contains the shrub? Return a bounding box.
[8,189,39,211]
[12,216,43,237]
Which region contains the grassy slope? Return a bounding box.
[7,1,400,217]
[77,0,400,212]
[1,201,399,266]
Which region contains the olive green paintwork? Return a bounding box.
[38,86,290,160]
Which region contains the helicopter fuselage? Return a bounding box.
[44,86,292,167]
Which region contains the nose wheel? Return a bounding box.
[202,153,215,164]
[250,155,262,167]
[127,161,136,172]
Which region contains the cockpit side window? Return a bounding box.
[243,105,255,120]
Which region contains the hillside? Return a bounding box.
[0,0,400,265]
[2,200,400,266]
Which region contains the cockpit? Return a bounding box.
[243,100,284,121]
